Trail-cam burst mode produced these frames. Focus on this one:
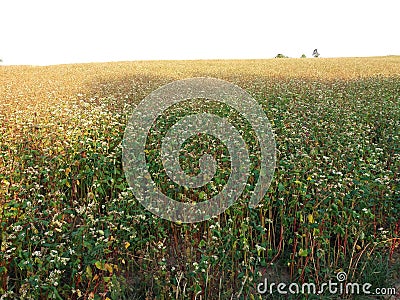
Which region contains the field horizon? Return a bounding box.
[1,55,400,68]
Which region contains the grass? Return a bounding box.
[0,56,399,299]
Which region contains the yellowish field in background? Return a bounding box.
[2,56,400,105]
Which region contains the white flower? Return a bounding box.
[13,225,23,232]
[193,262,199,270]
[255,244,266,252]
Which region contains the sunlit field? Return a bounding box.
[1,57,400,299]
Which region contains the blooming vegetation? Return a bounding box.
[0,57,400,299]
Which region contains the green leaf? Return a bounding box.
[95,261,106,271]
[86,266,93,279]
[298,248,308,257]
[198,191,207,200]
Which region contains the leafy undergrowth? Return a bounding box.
[0,58,400,299]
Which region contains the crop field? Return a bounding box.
[1,57,400,299]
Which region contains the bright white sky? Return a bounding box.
[1,0,399,65]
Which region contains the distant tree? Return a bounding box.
[312,49,320,58]
[275,53,288,58]
[301,54,307,58]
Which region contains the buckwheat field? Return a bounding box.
[1,57,399,299]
